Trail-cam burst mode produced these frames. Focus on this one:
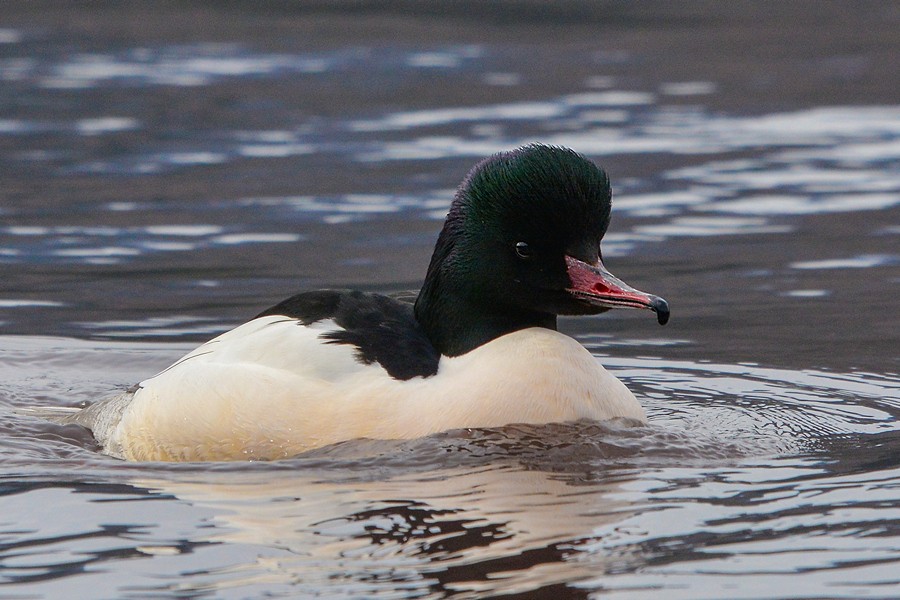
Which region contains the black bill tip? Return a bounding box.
[650,296,670,325]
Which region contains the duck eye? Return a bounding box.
[515,241,533,259]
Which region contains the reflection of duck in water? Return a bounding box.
[132,456,636,597]
[58,144,669,461]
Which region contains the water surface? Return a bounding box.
[1,3,899,598]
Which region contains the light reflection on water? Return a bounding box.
[32,44,341,88]
[3,98,896,272]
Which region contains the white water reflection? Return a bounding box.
[143,225,224,236]
[77,317,224,339]
[0,299,65,308]
[356,104,900,162]
[0,223,307,265]
[0,28,22,44]
[39,46,333,89]
[238,191,453,221]
[126,465,633,598]
[697,193,899,215]
[211,233,304,245]
[74,117,139,135]
[615,189,714,216]
[354,104,900,176]
[790,255,896,270]
[3,44,487,90]
[571,456,900,600]
[349,101,563,132]
[407,45,482,68]
[632,216,792,238]
[672,163,898,192]
[8,42,891,254]
[782,289,830,298]
[659,81,717,96]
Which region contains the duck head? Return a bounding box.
[415,144,669,357]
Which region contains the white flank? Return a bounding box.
[89,320,644,461]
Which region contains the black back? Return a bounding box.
[257,290,440,380]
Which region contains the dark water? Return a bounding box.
[1,2,899,598]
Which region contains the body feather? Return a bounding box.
[82,319,643,461]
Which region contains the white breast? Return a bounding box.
[95,320,644,461]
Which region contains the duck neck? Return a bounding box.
[415,202,558,357]
[414,276,557,357]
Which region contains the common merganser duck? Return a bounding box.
[63,144,669,461]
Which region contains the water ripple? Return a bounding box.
[1,336,898,598]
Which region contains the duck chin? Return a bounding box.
[518,289,613,318]
[568,302,612,316]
